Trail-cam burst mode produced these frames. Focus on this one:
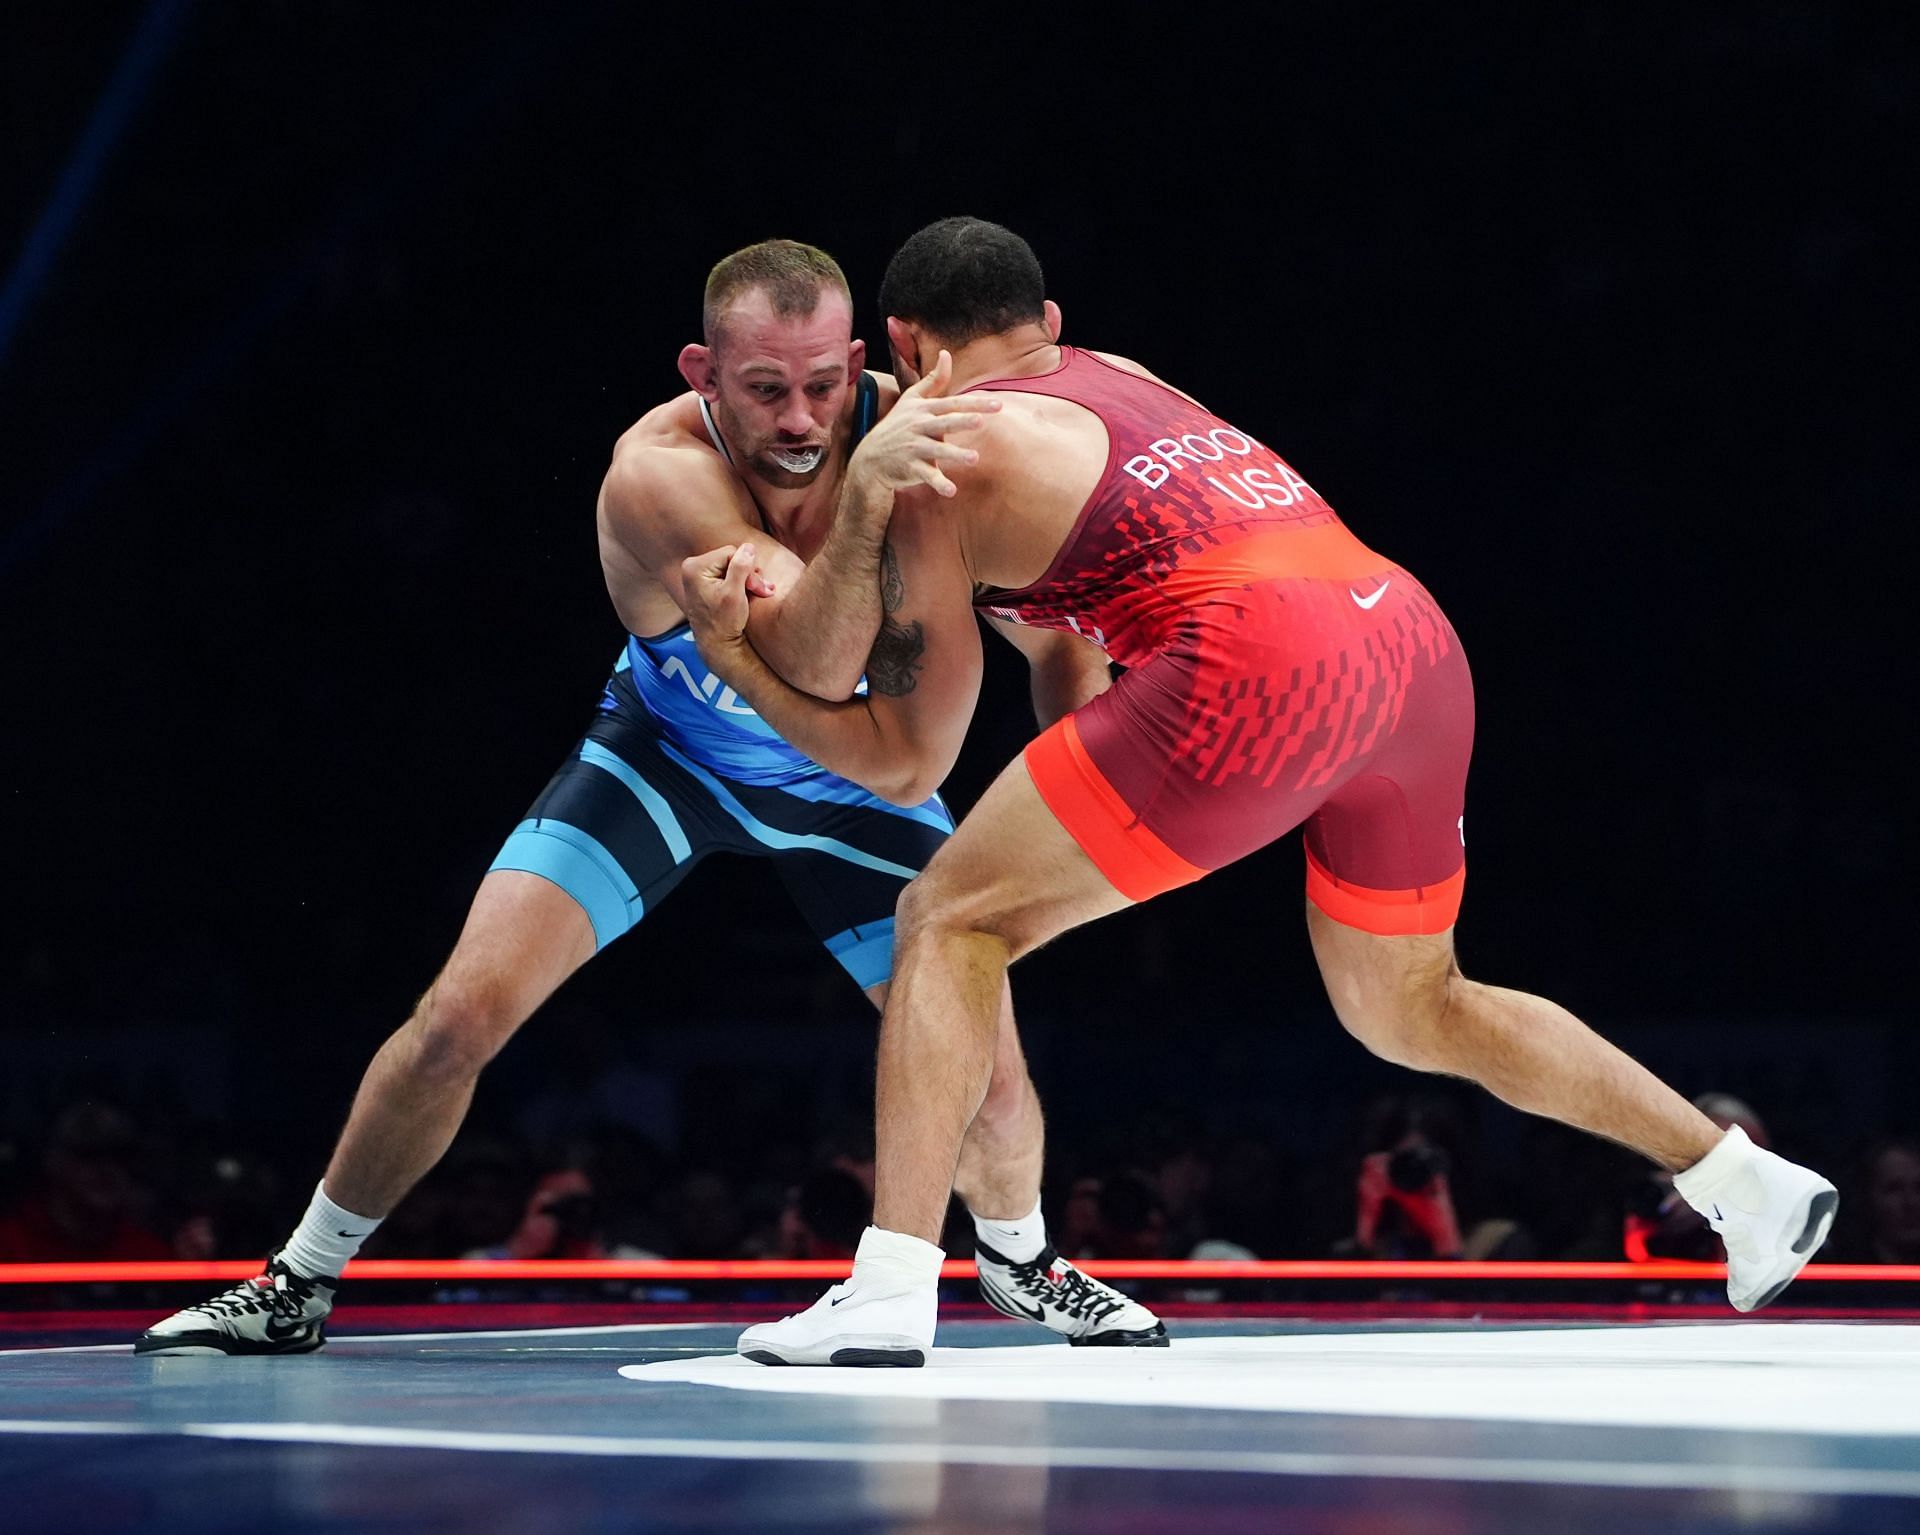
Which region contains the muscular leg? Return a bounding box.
[323,871,597,1215]
[866,979,1045,1224]
[1306,904,1721,1171]
[872,757,1131,1242]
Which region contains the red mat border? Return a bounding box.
[3,1259,1916,1284]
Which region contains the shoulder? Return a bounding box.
[966,385,1095,471]
[1086,349,1205,407]
[1086,349,1153,379]
[602,401,737,519]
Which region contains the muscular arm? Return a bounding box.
[985,617,1114,729]
[682,506,984,806]
[606,362,991,701]
[743,467,895,696]
[599,447,891,701]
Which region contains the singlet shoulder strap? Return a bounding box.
[698,395,733,465]
[696,392,772,532]
[852,372,879,445]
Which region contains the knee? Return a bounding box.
[895,871,1023,960]
[1336,971,1460,1075]
[897,872,982,944]
[405,975,519,1082]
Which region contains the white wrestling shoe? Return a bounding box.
[1673,1126,1840,1313]
[135,1253,336,1355]
[739,1226,940,1367]
[974,1241,1168,1346]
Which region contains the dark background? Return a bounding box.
[1,4,1910,1254]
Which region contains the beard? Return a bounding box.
[712,400,831,488]
[747,440,830,488]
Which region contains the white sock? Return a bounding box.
[973,1196,1047,1264]
[849,1225,944,1288]
[1672,1125,1752,1211]
[279,1181,382,1280]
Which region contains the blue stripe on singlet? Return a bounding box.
[489,819,639,949]
[773,771,955,834]
[577,740,694,863]
[656,740,922,882]
[823,918,895,991]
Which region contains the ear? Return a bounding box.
[846,336,867,380]
[1043,300,1063,342]
[884,316,923,385]
[678,342,718,399]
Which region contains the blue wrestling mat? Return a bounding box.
[7,1310,1920,1533]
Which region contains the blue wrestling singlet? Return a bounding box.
[489,375,949,989]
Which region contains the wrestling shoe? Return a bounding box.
[135,1254,336,1355]
[739,1225,940,1366]
[1673,1126,1840,1313]
[974,1241,1169,1346]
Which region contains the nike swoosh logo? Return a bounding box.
[263,1317,314,1342]
[830,1294,848,1307]
[1351,581,1390,610]
[336,1230,370,1239]
[978,1273,1045,1324]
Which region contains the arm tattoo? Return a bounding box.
[867,541,925,697]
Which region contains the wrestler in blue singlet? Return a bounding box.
[489,374,952,990]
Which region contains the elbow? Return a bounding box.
[751,614,864,702]
[783,656,865,704]
[816,671,864,704]
[888,778,941,809]
[876,759,947,809]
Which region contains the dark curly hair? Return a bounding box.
[878,217,1045,347]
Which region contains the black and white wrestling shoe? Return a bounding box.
[974,1242,1168,1346]
[135,1254,336,1355]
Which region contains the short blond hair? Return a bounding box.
[703,239,851,349]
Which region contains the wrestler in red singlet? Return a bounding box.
[707,221,1834,1363]
[973,347,1473,935]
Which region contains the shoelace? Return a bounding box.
[1002,1256,1126,1327]
[182,1267,314,1326]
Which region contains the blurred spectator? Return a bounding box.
[662,1169,746,1258]
[1192,1135,1289,1259]
[1510,1121,1639,1260]
[0,1102,170,1262]
[1137,1109,1212,1257]
[169,1152,284,1261]
[466,1167,659,1260]
[1339,1093,1533,1261]
[777,1166,871,1260]
[1624,1093,1768,1263]
[1058,1170,1167,1259]
[1835,1138,1920,1265]
[1189,1239,1256,1262]
[365,1134,531,1259]
[816,1118,877,1197]
[574,1125,673,1257]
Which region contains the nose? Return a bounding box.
[777,398,815,437]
